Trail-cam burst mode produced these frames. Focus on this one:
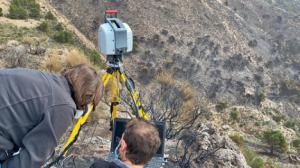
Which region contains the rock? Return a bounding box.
[4,45,28,68]
[222,124,231,130]
[289,154,300,164]
[245,87,255,96]
[165,124,250,168]
[214,148,249,168]
[29,46,47,55]
[7,40,20,47]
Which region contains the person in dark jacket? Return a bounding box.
[0,64,103,168]
[90,119,161,168]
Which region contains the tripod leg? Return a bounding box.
[102,70,121,129]
[110,71,121,128]
[120,73,150,121]
[102,72,112,88]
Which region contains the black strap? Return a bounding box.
[0,149,13,163]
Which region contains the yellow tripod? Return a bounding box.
[102,55,150,123]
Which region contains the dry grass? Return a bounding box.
[42,52,63,72]
[156,70,176,86]
[179,84,195,101]
[22,36,38,45]
[178,83,198,122]
[156,70,197,116]
[42,48,92,73]
[64,49,91,67]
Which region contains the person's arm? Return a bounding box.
[2,105,75,168]
[90,159,112,168]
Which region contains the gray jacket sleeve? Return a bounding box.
[2,105,75,168]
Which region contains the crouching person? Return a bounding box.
[0,64,103,168]
[91,119,161,168]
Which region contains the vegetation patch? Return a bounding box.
[230,108,240,121]
[37,21,49,33]
[262,130,288,154]
[0,7,3,17]
[8,0,41,19]
[292,139,300,151]
[257,92,266,105]
[36,20,73,44]
[45,11,55,20]
[53,31,73,43]
[85,49,104,68]
[230,134,244,147]
[272,114,285,123]
[0,24,42,44]
[215,102,228,112]
[242,148,264,168]
[284,120,297,131]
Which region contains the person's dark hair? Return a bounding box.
[62,64,103,110]
[123,119,161,165]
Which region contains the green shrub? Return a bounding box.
[272,115,285,123]
[8,0,40,19]
[0,8,3,17]
[242,148,264,168]
[87,50,102,65]
[249,157,264,168]
[242,148,256,163]
[257,92,266,105]
[292,139,300,148]
[37,21,49,33]
[230,108,240,121]
[230,134,244,147]
[284,120,296,130]
[28,3,40,18]
[45,11,55,20]
[8,4,28,19]
[216,102,228,112]
[262,130,288,154]
[53,31,73,43]
[54,23,64,31]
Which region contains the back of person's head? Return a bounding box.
[62,64,103,110]
[123,119,161,165]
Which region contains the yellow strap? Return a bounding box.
[112,105,117,123]
[111,72,115,103]
[63,104,94,156]
[116,71,120,102]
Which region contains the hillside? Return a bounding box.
[0,0,299,168]
[50,0,300,167]
[51,0,300,113]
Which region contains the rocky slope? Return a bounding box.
[0,0,299,167]
[49,0,300,167]
[50,0,299,110]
